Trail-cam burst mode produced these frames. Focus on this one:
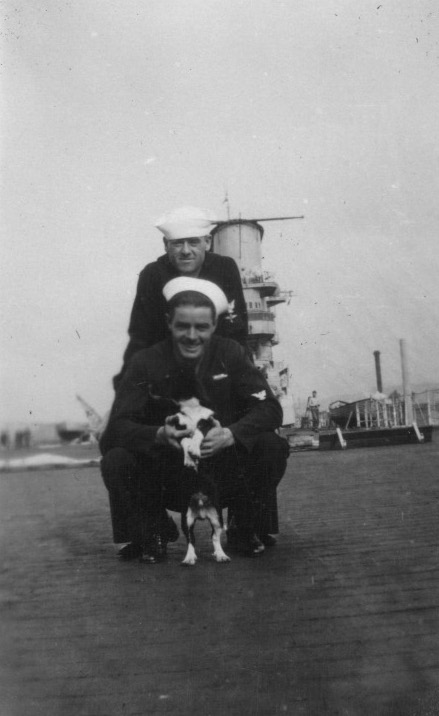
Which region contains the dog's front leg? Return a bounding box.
[186,428,204,463]
[208,509,230,563]
[181,437,197,469]
[181,508,198,566]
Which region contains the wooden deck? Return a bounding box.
[1,438,438,715]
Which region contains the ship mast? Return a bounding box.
[211,214,303,425]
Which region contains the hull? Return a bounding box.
[319,425,434,450]
[56,422,87,442]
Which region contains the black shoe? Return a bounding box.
[118,542,142,561]
[139,534,168,564]
[164,515,179,543]
[226,525,239,547]
[260,534,277,547]
[229,533,265,557]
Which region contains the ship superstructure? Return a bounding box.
[211,217,301,425]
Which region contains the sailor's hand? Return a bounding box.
[200,419,235,458]
[156,415,191,450]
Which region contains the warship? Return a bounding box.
[211,214,303,426]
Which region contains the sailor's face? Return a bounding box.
[164,235,212,276]
[168,305,216,362]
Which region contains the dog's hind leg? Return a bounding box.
[181,508,198,566]
[207,508,230,563]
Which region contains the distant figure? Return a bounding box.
[0,430,10,450]
[307,391,320,430]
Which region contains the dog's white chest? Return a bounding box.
[176,398,215,469]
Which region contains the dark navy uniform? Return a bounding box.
[101,336,288,545]
[113,252,248,389]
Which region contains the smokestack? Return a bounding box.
[373,350,383,393]
[400,339,413,424]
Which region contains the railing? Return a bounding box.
[247,310,275,322]
[267,290,293,304]
[353,399,403,428]
[413,389,439,426]
[329,397,406,429]
[241,270,275,285]
[328,390,439,429]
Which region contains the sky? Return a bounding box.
[1,0,438,425]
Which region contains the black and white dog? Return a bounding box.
[168,397,231,566]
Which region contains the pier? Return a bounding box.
[1,438,438,715]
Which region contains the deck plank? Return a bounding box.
[1,439,438,715]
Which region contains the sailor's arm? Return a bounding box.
[199,418,235,458]
[102,353,188,454]
[225,345,283,452]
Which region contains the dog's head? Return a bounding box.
[168,397,215,436]
[189,491,213,511]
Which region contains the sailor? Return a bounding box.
[307,390,320,430]
[113,206,248,389]
[112,205,279,543]
[100,278,289,563]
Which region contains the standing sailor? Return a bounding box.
[307,390,320,430]
[113,206,248,389]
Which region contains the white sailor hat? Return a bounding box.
[155,206,216,240]
[162,277,228,316]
